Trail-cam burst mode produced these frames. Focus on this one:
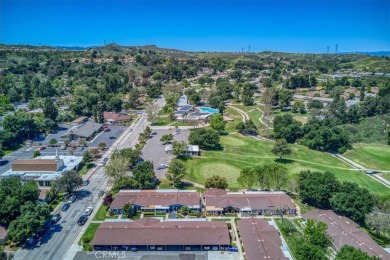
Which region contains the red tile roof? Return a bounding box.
[110,190,201,209]
[204,189,295,211]
[238,218,288,260]
[103,112,131,122]
[303,209,389,259]
[92,219,230,246]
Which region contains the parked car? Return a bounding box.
[151,131,157,135]
[52,213,61,223]
[77,215,88,226]
[39,146,46,150]
[98,190,105,196]
[104,128,111,132]
[62,203,70,211]
[84,206,93,216]
[61,146,67,150]
[67,195,77,203]
[157,164,168,170]
[103,158,108,162]
[109,136,116,139]
[82,180,90,186]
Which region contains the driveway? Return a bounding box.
[141,129,190,179]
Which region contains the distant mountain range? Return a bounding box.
[339,51,390,57]
[22,45,390,57]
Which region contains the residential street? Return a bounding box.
[14,98,165,260]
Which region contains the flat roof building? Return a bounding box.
[110,190,201,215]
[92,218,230,251]
[237,218,288,260]
[303,209,389,259]
[61,121,103,141]
[203,189,296,216]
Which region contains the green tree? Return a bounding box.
[33,150,41,158]
[180,205,190,215]
[104,156,129,183]
[205,175,228,189]
[271,139,292,160]
[303,219,331,249]
[295,242,327,260]
[42,97,58,121]
[98,142,107,150]
[49,138,58,146]
[273,114,303,143]
[8,202,51,243]
[82,150,93,164]
[331,182,376,224]
[160,134,174,144]
[52,170,83,195]
[122,203,133,217]
[336,245,380,260]
[298,171,340,208]
[209,113,225,132]
[166,159,186,187]
[171,141,187,157]
[0,247,14,260]
[268,163,288,190]
[252,164,273,190]
[237,167,257,189]
[20,181,39,203]
[132,161,156,189]
[188,128,220,150]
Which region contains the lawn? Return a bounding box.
[49,193,66,212]
[78,163,96,175]
[151,115,173,126]
[343,143,390,170]
[224,107,243,133]
[93,205,119,221]
[185,134,389,196]
[275,219,300,259]
[79,223,100,251]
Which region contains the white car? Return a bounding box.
[157,164,168,170]
[84,207,93,216]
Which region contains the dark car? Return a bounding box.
[98,190,105,196]
[77,215,88,226]
[39,146,46,150]
[109,136,116,139]
[62,203,70,211]
[52,213,61,223]
[82,180,90,186]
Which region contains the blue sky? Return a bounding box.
[0,0,389,53]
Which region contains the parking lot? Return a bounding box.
[0,125,127,175]
[141,128,190,179]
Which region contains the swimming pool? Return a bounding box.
[199,107,219,114]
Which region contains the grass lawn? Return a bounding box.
[225,107,243,132]
[185,134,389,196]
[93,205,118,221]
[275,219,300,259]
[78,163,95,175]
[152,115,173,126]
[382,173,390,181]
[79,223,100,251]
[343,143,390,170]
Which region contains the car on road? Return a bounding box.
[103,157,108,162]
[0,160,8,166]
[98,190,105,196]
[39,146,46,150]
[67,195,77,203]
[62,203,70,211]
[109,136,116,139]
[84,206,93,216]
[52,213,61,223]
[151,131,157,135]
[157,164,168,170]
[104,128,111,132]
[82,180,90,186]
[77,215,88,226]
[61,146,67,150]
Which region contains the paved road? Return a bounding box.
[14,169,108,260]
